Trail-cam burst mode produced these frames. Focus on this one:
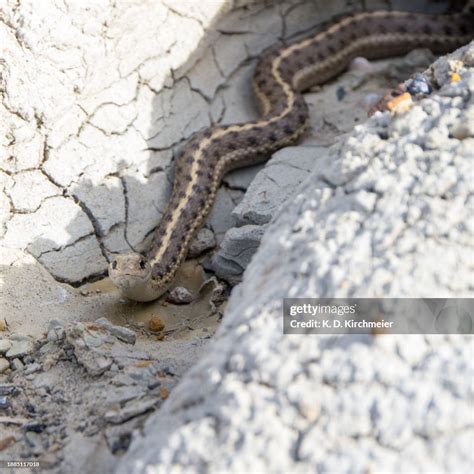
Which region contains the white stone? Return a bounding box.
[0,357,10,373]
[0,339,12,354]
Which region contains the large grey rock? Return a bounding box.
[206,187,244,244]
[118,42,474,473]
[232,146,323,226]
[210,224,267,284]
[210,147,326,282]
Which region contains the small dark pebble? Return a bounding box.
[407,73,432,96]
[163,367,175,377]
[111,433,132,454]
[336,86,346,101]
[24,422,47,433]
[147,380,162,390]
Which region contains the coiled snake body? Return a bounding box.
[109,10,474,302]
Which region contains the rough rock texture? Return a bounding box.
[118,43,474,473]
[210,224,267,283]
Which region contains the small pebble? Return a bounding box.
[462,49,474,66]
[0,436,16,451]
[387,92,413,114]
[336,86,346,101]
[163,366,175,377]
[451,72,461,82]
[10,358,24,371]
[47,319,65,342]
[406,73,432,96]
[110,363,119,372]
[6,339,34,358]
[147,380,161,390]
[451,122,472,140]
[149,316,165,332]
[363,93,381,110]
[349,56,372,72]
[0,358,10,374]
[135,360,153,368]
[36,387,48,397]
[0,396,9,409]
[10,333,31,341]
[38,452,58,468]
[188,228,216,257]
[0,339,11,354]
[94,317,136,344]
[24,421,47,433]
[104,397,157,424]
[166,287,194,305]
[24,362,41,375]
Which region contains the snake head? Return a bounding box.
[108,253,157,301]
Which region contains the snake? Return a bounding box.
[109,8,474,302]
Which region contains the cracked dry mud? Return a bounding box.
[1,0,472,473]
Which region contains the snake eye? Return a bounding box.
[139,259,146,270]
[111,260,117,270]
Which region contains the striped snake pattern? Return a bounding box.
[109,9,474,302]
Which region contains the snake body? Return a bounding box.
[109,9,474,302]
